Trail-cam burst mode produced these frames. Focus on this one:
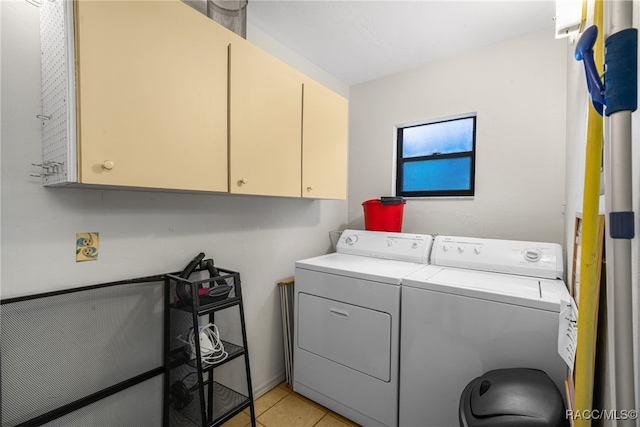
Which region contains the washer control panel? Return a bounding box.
[432,235,563,279]
[337,229,433,264]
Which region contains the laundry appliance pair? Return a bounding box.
[294,229,569,427]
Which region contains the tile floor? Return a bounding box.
[222,382,360,427]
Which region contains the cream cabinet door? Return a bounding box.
[75,0,229,191]
[302,80,348,200]
[229,41,303,197]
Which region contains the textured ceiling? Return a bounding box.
[247,1,557,85]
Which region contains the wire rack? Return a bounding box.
[329,230,343,251]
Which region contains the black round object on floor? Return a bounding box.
[459,368,568,427]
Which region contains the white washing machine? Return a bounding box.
[294,229,434,427]
[399,235,570,427]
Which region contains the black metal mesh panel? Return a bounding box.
[1,281,164,426]
[43,375,163,427]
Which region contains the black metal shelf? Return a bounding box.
[168,381,251,427]
[207,381,252,427]
[170,341,246,371]
[164,263,255,427]
[188,341,246,371]
[171,296,243,316]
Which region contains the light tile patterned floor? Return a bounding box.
[223,382,360,427]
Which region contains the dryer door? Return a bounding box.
[297,292,392,382]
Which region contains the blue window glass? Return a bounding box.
[396,115,476,197]
[403,158,472,192]
[402,117,475,158]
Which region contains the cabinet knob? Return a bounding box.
[102,160,115,170]
[239,178,248,185]
[307,186,314,192]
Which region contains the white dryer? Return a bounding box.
[399,235,570,427]
[294,229,434,427]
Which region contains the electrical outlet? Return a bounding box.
[76,232,99,262]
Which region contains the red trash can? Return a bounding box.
[362,197,406,232]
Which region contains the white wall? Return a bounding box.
[348,29,568,245]
[246,24,348,99]
[0,0,348,410]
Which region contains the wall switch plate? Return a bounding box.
[76,232,99,262]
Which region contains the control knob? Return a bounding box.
[523,249,542,262]
[345,235,358,246]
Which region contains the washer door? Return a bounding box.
[297,292,392,382]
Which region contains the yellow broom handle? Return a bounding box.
[573,0,604,426]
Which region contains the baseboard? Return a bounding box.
[252,370,287,399]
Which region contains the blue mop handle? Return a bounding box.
[604,27,638,117]
[575,25,606,116]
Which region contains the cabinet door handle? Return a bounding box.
[102,160,115,170]
[239,178,248,185]
[307,186,313,192]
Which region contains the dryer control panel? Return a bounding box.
[431,235,563,279]
[337,229,433,264]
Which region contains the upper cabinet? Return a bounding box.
[228,40,303,197]
[40,0,230,191]
[228,41,348,200]
[74,0,230,191]
[302,80,348,200]
[40,0,347,199]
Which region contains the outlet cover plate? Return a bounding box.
[76,232,99,262]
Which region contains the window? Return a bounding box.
[396,114,476,197]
